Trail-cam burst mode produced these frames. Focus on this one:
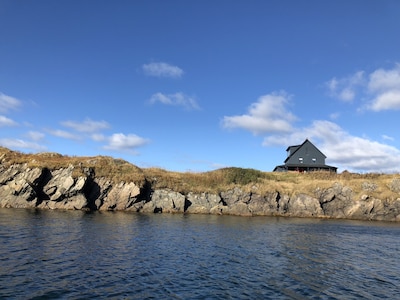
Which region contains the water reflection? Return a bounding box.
[0,209,399,299]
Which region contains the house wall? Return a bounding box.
[286,140,326,165]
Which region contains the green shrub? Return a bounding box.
[222,167,265,185]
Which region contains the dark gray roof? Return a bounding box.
[284,139,326,164]
[274,139,337,172]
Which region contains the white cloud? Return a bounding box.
[0,115,18,127]
[263,120,400,173]
[47,129,81,140]
[47,118,148,155]
[382,134,394,141]
[61,118,110,133]
[104,133,149,153]
[367,91,400,111]
[326,78,338,92]
[26,131,45,141]
[368,65,400,92]
[366,65,400,111]
[91,133,106,142]
[338,88,355,102]
[149,92,200,110]
[0,138,47,151]
[326,71,365,102]
[327,64,400,111]
[142,62,184,78]
[0,92,22,113]
[222,92,296,134]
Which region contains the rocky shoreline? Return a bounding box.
[1,161,400,221]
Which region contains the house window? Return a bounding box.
[312,158,316,163]
[299,157,303,163]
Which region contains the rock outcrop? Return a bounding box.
[1,162,400,221]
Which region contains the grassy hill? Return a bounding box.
[1,146,399,200]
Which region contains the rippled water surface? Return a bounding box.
[0,208,399,299]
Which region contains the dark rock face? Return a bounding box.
[0,164,142,211]
[1,164,400,221]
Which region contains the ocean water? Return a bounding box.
[0,208,399,299]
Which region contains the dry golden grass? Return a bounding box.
[1,147,400,200]
[0,147,146,185]
[264,171,400,201]
[143,167,241,194]
[136,168,400,201]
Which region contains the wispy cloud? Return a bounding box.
[26,131,45,141]
[222,91,296,134]
[149,92,200,110]
[325,71,365,102]
[382,134,394,141]
[47,129,81,140]
[329,112,340,120]
[61,118,110,133]
[104,133,149,154]
[0,92,22,113]
[142,62,184,78]
[0,92,46,152]
[46,117,149,155]
[326,64,400,111]
[0,115,18,127]
[0,138,47,151]
[366,64,400,111]
[263,120,400,173]
[0,94,150,156]
[0,92,21,127]
[91,133,106,142]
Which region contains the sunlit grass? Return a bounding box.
[1,147,400,201]
[0,147,146,185]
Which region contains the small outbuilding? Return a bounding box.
[273,139,337,173]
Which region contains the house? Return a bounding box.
[273,139,337,172]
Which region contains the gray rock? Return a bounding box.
[142,189,185,213]
[1,161,400,221]
[220,187,251,206]
[288,194,324,217]
[248,192,279,215]
[0,166,43,207]
[389,178,400,193]
[101,182,141,211]
[361,181,378,192]
[186,192,221,214]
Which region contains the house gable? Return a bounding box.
[286,145,300,157]
[284,139,326,165]
[274,139,337,172]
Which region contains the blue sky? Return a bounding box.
[1,0,400,173]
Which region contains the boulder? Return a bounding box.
[288,194,324,217]
[248,192,279,215]
[141,189,185,213]
[220,187,251,206]
[100,182,141,211]
[0,166,44,207]
[186,192,221,214]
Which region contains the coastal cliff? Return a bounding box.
[1,147,400,221]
